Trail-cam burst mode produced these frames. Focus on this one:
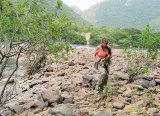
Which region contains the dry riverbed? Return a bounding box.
[0,48,160,116]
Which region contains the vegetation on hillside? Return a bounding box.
[82,0,160,29]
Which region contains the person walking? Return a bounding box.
[93,37,112,91]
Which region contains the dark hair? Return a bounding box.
[101,37,109,44]
[101,37,111,55]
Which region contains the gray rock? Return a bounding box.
[82,75,93,84]
[134,75,152,81]
[68,62,75,66]
[149,78,156,87]
[114,66,123,71]
[51,104,78,116]
[124,68,132,73]
[148,108,159,114]
[38,101,48,110]
[63,98,74,104]
[11,105,25,114]
[2,110,15,116]
[29,81,38,88]
[94,111,112,116]
[141,80,150,89]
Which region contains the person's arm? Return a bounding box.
[107,45,112,59]
[93,47,99,63]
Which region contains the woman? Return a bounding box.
[93,38,112,91]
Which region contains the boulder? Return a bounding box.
[38,101,48,110]
[113,102,125,109]
[46,66,53,72]
[94,111,112,116]
[11,105,25,114]
[29,81,38,88]
[51,104,78,116]
[148,108,159,114]
[41,91,62,104]
[114,66,123,71]
[63,98,74,104]
[141,80,150,89]
[68,62,75,66]
[82,75,93,84]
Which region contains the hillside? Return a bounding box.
[70,5,82,15]
[42,0,89,25]
[82,0,160,29]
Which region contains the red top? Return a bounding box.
[97,45,111,59]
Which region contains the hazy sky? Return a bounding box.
[61,0,103,11]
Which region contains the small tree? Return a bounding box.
[0,0,71,105]
[120,24,160,83]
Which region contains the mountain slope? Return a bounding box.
[70,5,82,15]
[42,0,89,25]
[82,0,160,29]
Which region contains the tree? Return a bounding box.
[0,0,71,105]
[120,24,160,83]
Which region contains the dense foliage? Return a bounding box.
[0,0,72,105]
[63,31,86,44]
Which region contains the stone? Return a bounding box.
[27,112,35,116]
[41,91,62,104]
[114,66,123,71]
[155,79,160,84]
[73,108,89,116]
[148,108,159,114]
[44,72,53,77]
[42,78,50,83]
[82,75,93,84]
[33,108,42,114]
[77,89,87,99]
[113,102,125,109]
[72,77,83,85]
[94,111,112,116]
[155,94,160,103]
[11,105,25,114]
[68,62,75,66]
[57,73,65,76]
[24,100,39,109]
[149,79,156,87]
[46,66,53,72]
[29,81,38,88]
[83,66,89,69]
[124,68,132,73]
[51,104,78,116]
[2,110,15,116]
[38,101,49,110]
[19,110,29,116]
[116,72,128,80]
[141,80,150,89]
[61,91,72,99]
[63,98,74,104]
[2,78,14,84]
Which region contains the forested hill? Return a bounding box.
[82,0,160,29]
[41,0,89,25]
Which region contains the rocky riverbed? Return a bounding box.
[0,48,160,116]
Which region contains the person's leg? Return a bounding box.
[95,64,107,90]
